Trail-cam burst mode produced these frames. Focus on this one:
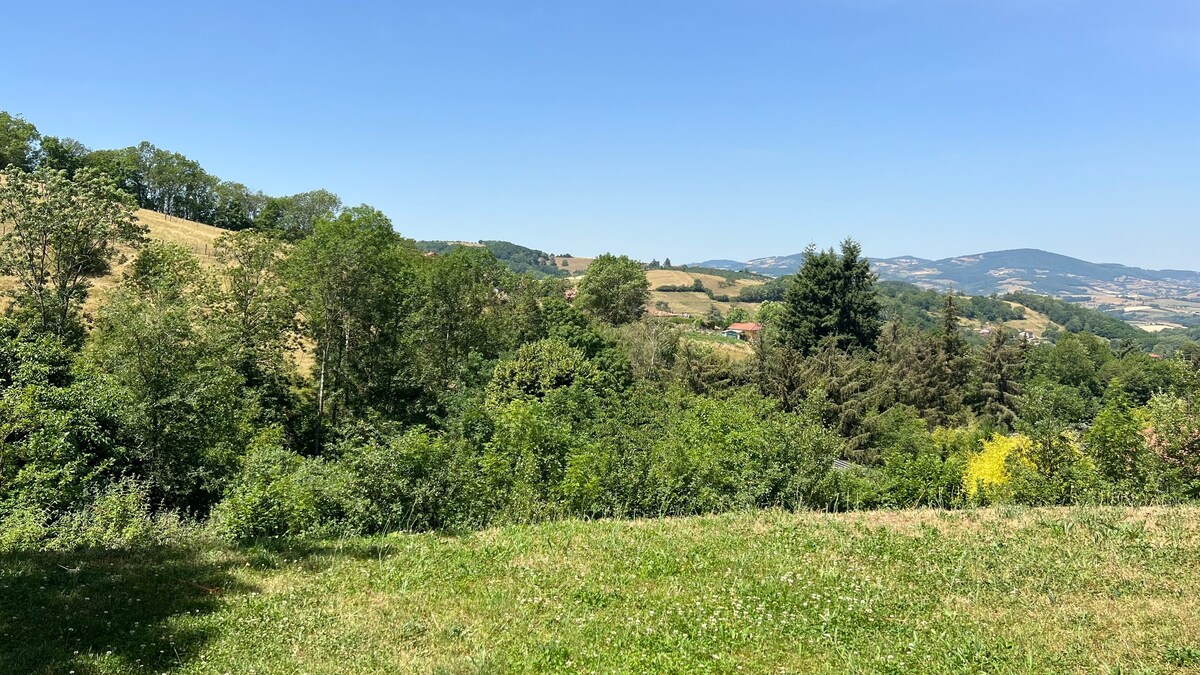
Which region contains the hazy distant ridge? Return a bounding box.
[690,248,1200,298]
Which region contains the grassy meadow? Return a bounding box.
[4,505,1199,674]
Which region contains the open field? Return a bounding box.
[999,302,1056,335]
[649,290,762,317]
[685,329,755,358]
[646,269,765,318]
[4,505,1199,674]
[554,256,594,276]
[646,269,765,295]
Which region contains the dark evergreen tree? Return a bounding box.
[976,327,1024,429]
[781,239,881,355]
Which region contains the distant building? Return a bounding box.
[1018,330,1035,340]
[724,322,764,340]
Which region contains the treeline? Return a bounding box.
[1003,292,1145,341]
[2,166,1200,552]
[416,239,569,278]
[1,110,340,237]
[656,278,733,302]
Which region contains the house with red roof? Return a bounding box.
[723,322,763,340]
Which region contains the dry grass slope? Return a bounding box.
[645,269,764,318]
[0,209,228,315]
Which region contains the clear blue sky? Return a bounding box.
[3,1,1198,268]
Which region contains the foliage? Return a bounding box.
[0,166,143,340]
[2,129,1200,556]
[964,433,1033,502]
[576,253,649,325]
[285,206,422,436]
[781,239,881,355]
[1005,292,1144,340]
[89,243,247,513]
[213,428,356,541]
[0,111,41,171]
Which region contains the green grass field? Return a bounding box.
[4,506,1199,673]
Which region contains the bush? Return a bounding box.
[812,466,885,511]
[213,429,357,541]
[345,429,484,532]
[965,431,1102,506]
[875,407,971,508]
[646,392,838,515]
[0,479,179,552]
[481,399,575,523]
[964,434,1033,504]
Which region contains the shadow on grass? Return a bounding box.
[0,544,255,674]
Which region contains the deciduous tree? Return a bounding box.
[0,166,143,341]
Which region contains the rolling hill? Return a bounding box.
[693,248,1200,293]
[692,248,1200,328]
[0,209,225,315]
[416,239,576,278]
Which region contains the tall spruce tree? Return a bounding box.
[781,238,881,355]
[976,327,1024,429]
[934,292,969,421]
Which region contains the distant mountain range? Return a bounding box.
[692,248,1200,299]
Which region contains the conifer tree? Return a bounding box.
[934,292,969,421]
[976,327,1024,429]
[781,238,880,355]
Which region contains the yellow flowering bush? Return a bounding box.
[963,433,1034,501]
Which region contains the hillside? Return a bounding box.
[6,505,1198,673]
[416,239,575,278]
[0,208,225,314]
[646,268,765,318]
[872,248,1200,297]
[691,248,1200,328]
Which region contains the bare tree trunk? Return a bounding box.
[316,341,328,453]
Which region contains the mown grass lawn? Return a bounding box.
[3,506,1199,673]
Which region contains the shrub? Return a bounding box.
[964,434,1033,503]
[481,399,575,523]
[646,392,838,515]
[875,407,970,508]
[812,465,885,511]
[0,478,177,552]
[213,429,357,541]
[345,429,484,532]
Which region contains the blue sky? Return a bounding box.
[3,1,1198,268]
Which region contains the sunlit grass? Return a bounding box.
[4,506,1199,673]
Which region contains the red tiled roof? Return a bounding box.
[726,322,763,331]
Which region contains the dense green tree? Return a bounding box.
[89,243,245,513]
[258,189,342,240]
[487,338,601,407]
[975,327,1024,429]
[0,166,143,341]
[781,239,881,355]
[0,112,40,171]
[416,246,517,396]
[618,319,680,382]
[575,253,648,325]
[285,206,422,440]
[37,136,90,177]
[211,181,267,231]
[213,230,295,384]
